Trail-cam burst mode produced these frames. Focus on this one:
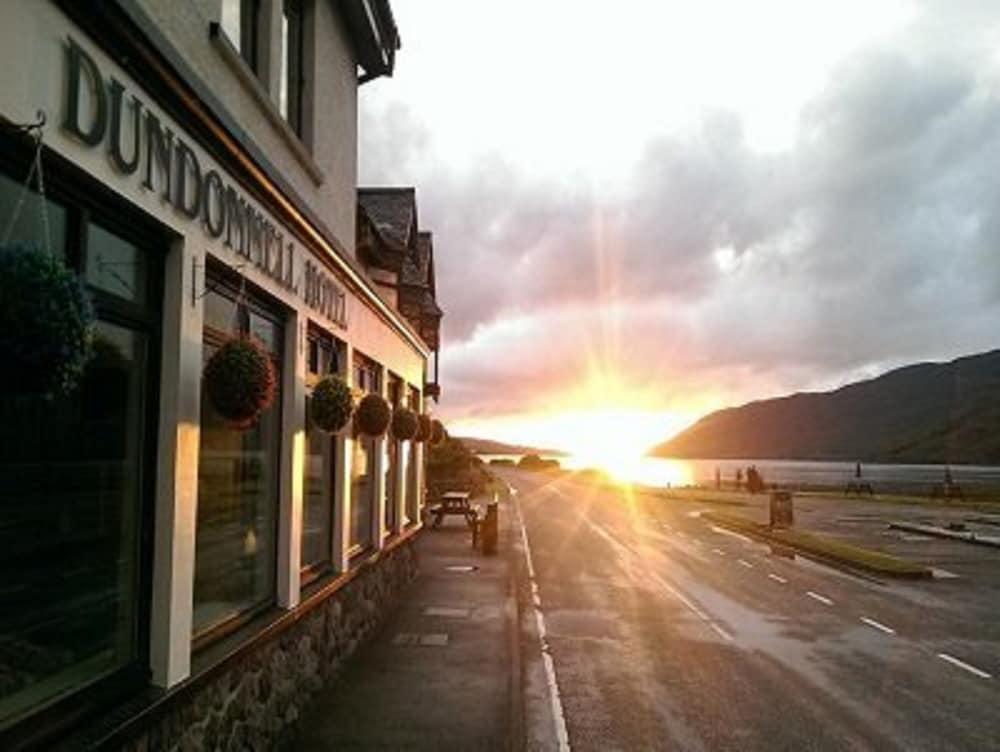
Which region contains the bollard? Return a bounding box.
[769,490,794,528]
[481,501,499,555]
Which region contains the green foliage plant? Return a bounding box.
[311,374,353,433]
[355,392,391,437]
[0,244,94,395]
[203,335,277,429]
[390,406,419,440]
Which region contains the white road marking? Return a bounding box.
[587,520,733,643]
[860,617,896,635]
[937,653,992,679]
[710,525,754,544]
[768,573,788,584]
[660,522,673,531]
[513,491,571,751]
[712,548,726,556]
[738,559,754,568]
[806,591,833,605]
[932,568,959,579]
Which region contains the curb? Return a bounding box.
[503,493,526,752]
[889,521,1000,549]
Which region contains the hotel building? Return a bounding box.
[0,1,442,748]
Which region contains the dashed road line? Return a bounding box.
[860,617,896,635]
[768,573,788,584]
[712,548,726,556]
[738,559,754,568]
[937,653,992,679]
[806,591,833,605]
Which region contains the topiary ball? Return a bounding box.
[203,335,276,429]
[414,413,432,443]
[430,418,446,446]
[390,406,419,440]
[0,244,94,395]
[355,392,391,437]
[311,375,353,433]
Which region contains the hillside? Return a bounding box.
[454,436,568,456]
[652,349,1000,464]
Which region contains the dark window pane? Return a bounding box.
[0,170,68,260]
[0,320,146,725]
[85,222,147,304]
[384,439,397,532]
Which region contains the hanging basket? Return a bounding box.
[203,335,277,429]
[310,374,354,433]
[430,418,446,446]
[390,406,419,441]
[355,392,391,437]
[414,413,432,443]
[0,244,94,395]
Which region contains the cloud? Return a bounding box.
[360,8,1000,426]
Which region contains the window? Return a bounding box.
[349,353,381,552]
[193,281,283,639]
[0,165,161,733]
[301,330,340,583]
[405,385,421,525]
[280,0,305,136]
[221,0,261,73]
[384,375,403,534]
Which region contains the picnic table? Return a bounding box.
[430,491,477,528]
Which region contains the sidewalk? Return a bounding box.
[293,498,521,751]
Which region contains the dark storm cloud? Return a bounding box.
[362,29,1000,418]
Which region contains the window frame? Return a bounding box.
[191,267,286,649]
[300,326,342,586]
[0,141,167,749]
[282,0,306,137]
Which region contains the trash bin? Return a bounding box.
[481,501,499,555]
[769,490,794,528]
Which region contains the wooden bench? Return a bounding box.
[429,491,477,528]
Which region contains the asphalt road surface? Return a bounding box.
[499,469,999,752]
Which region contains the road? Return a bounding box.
[499,469,1000,751]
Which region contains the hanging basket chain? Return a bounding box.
[1,111,51,255]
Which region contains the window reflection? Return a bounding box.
[193,287,282,636]
[0,320,145,725]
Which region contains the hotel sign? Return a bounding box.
[61,38,347,328]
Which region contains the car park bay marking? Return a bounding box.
[807,591,833,605]
[937,653,992,679]
[860,617,896,635]
[768,573,788,584]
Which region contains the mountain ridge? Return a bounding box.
[651,349,1000,464]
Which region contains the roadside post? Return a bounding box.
[481,500,499,554]
[770,490,794,528]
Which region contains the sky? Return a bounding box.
[359,0,1000,455]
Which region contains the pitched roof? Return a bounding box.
[357,187,416,249]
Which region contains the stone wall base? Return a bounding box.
[119,539,419,752]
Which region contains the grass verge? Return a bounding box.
[644,488,750,507]
[702,511,933,579]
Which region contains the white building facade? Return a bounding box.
[0,1,439,748]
